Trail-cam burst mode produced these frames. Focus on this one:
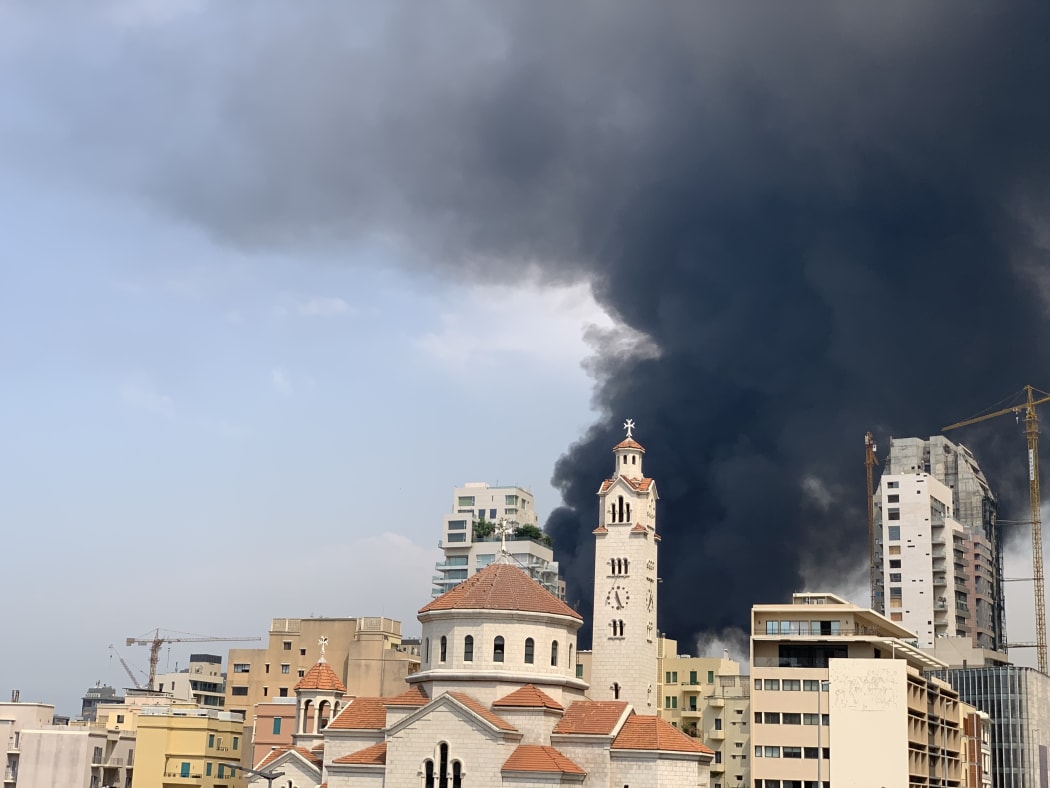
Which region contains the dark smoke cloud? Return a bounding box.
[22,3,1050,645]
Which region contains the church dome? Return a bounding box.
[419,563,582,621]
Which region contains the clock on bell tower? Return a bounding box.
[590,419,659,711]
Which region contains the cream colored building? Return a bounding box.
[1,702,55,785]
[224,616,418,729]
[433,482,565,598]
[657,638,750,788]
[15,726,136,788]
[750,591,980,788]
[132,706,245,788]
[155,654,226,708]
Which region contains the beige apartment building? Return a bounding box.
[657,637,750,788]
[751,591,984,788]
[224,616,418,765]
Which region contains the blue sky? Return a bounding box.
[0,5,613,712]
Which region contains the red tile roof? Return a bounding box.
[502,745,586,775]
[332,742,388,766]
[383,685,429,706]
[631,524,648,533]
[613,438,646,452]
[598,475,654,494]
[327,697,387,730]
[612,714,714,754]
[552,701,629,735]
[448,692,517,731]
[492,684,564,711]
[255,746,321,770]
[592,525,608,534]
[419,563,582,621]
[294,659,346,693]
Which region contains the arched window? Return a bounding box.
[524,638,534,664]
[493,636,505,663]
[464,635,474,662]
[439,742,450,788]
[623,454,628,464]
[623,558,629,574]
[425,638,430,664]
[569,643,574,668]
[424,759,434,788]
[632,455,636,464]
[440,636,447,662]
[617,495,624,522]
[626,502,631,521]
[452,760,463,788]
[551,640,559,667]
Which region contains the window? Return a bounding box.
[524,638,534,664]
[665,696,678,709]
[494,636,505,663]
[822,714,830,725]
[180,762,190,778]
[464,635,474,662]
[447,532,467,543]
[889,559,901,569]
[282,641,291,651]
[783,713,801,725]
[765,621,779,635]
[754,712,762,723]
[803,680,820,691]
[688,670,697,685]
[889,545,901,555]
[300,648,307,656]
[765,746,781,758]
[272,717,282,735]
[551,641,559,666]
[447,519,467,530]
[891,612,903,621]
[208,734,215,748]
[233,664,250,673]
[231,686,248,697]
[265,663,270,673]
[782,679,801,691]
[890,573,902,582]
[888,494,899,503]
[764,679,780,691]
[281,664,290,674]
[714,718,722,730]
[505,494,518,505]
[298,669,305,678]
[116,714,125,724]
[665,671,678,683]
[93,747,103,763]
[888,525,901,540]
[489,508,498,519]
[611,620,625,637]
[888,508,900,521]
[888,481,899,489]
[217,765,224,779]
[803,713,819,725]
[754,679,762,690]
[804,747,819,759]
[764,712,780,724]
[707,670,715,684]
[206,763,212,777]
[576,664,583,678]
[457,496,475,507]
[440,636,447,662]
[755,747,762,758]
[784,747,802,759]
[279,688,288,697]
[425,638,430,662]
[233,737,239,751]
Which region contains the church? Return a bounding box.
[251,426,713,787]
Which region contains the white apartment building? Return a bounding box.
[750,592,985,788]
[876,436,1006,653]
[432,482,564,598]
[155,654,226,708]
[877,471,970,648]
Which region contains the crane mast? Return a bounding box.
[944,385,1050,674]
[865,432,879,610]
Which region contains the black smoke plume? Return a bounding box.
[43,4,1050,646]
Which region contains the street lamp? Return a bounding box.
[239,764,285,787]
[816,680,830,787]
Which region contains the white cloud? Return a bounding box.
[416,282,623,370]
[270,367,293,395]
[120,378,174,418]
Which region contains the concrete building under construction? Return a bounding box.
[873,436,1006,654]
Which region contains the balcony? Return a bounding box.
[707,728,726,740]
[707,696,725,707]
[681,707,702,718]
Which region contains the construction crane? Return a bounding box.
[126,629,262,690]
[108,644,145,690]
[865,432,880,609]
[944,385,1050,674]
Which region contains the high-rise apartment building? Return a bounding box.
[751,591,979,787]
[874,436,1006,653]
[432,482,564,598]
[155,654,226,708]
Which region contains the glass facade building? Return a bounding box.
[928,665,1050,788]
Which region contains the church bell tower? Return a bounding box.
[590,419,659,711]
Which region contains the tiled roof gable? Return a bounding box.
[552,701,629,735]
[612,714,714,754]
[419,563,582,621]
[255,746,321,770]
[502,744,586,775]
[448,692,517,732]
[294,659,346,693]
[333,742,387,765]
[492,684,564,711]
[598,475,654,494]
[327,697,387,730]
[383,684,429,706]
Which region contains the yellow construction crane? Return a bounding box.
[126,629,262,690]
[865,432,880,609]
[944,385,1050,674]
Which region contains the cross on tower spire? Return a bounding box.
[623,419,636,439]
